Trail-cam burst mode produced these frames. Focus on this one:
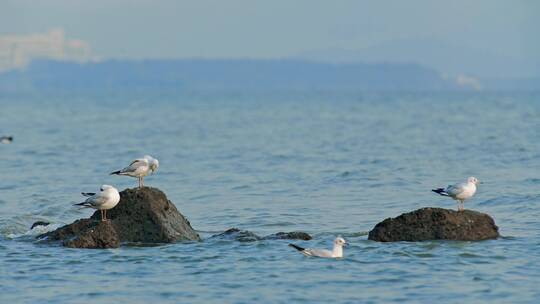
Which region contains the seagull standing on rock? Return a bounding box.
[110,155,159,188]
[289,236,348,258]
[432,176,480,211]
[75,185,120,222]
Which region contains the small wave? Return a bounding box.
[524,178,540,184]
[258,222,296,227]
[5,223,60,240]
[339,171,352,177]
[231,184,250,190]
[346,231,369,237]
[458,252,482,258]
[413,253,435,258]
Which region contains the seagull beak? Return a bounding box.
[344,242,349,247]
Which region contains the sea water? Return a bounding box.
[1,90,539,303]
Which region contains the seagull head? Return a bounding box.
[144,155,159,174]
[467,177,480,185]
[334,236,348,247]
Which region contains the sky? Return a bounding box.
[1,0,539,77]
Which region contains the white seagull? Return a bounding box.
[1,136,13,144]
[75,185,121,222]
[432,176,480,211]
[289,236,348,258]
[110,155,159,188]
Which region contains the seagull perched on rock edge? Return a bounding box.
[110,155,159,188]
[432,176,480,211]
[75,185,120,222]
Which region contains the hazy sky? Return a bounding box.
[1,0,538,76]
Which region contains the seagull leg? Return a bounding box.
[141,176,144,188]
[138,176,142,188]
[100,210,104,222]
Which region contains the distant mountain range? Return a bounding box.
[297,39,539,79]
[0,59,537,92]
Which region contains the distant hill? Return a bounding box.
[297,39,539,79]
[0,59,465,92]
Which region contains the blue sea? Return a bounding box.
[1,90,539,303]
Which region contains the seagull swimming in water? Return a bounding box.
[110,155,159,188]
[1,136,13,144]
[432,176,480,211]
[75,185,120,222]
[289,236,348,258]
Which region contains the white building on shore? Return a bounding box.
[0,29,91,72]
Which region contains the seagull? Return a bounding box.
[1,136,13,144]
[432,176,480,211]
[74,185,121,222]
[110,155,159,188]
[289,236,348,258]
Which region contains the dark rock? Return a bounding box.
[31,221,50,229]
[263,231,312,240]
[210,228,312,242]
[368,207,500,242]
[58,219,120,249]
[38,187,200,248]
[211,228,262,242]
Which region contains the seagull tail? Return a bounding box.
[110,170,121,175]
[432,188,449,196]
[289,244,305,252]
[81,192,95,197]
[73,202,91,208]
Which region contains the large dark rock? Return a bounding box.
[368,207,499,242]
[210,228,312,242]
[38,187,200,248]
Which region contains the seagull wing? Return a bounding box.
[303,248,334,258]
[120,159,148,174]
[83,192,109,208]
[446,182,466,196]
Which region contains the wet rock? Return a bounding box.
[211,228,312,242]
[212,228,262,242]
[30,221,50,230]
[368,207,500,242]
[57,219,120,249]
[263,231,312,240]
[38,187,200,248]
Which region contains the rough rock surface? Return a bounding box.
[211,228,312,242]
[38,187,200,248]
[263,231,312,241]
[368,207,499,242]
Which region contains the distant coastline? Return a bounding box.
[1,59,538,92]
